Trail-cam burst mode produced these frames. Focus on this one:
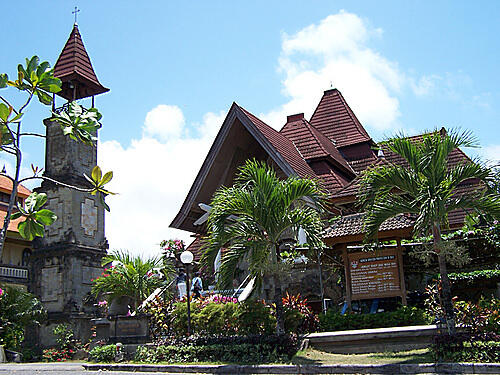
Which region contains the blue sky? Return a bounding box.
[2,1,500,256]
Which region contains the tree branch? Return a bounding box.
[19,175,94,193]
[0,95,19,115]
[19,132,45,138]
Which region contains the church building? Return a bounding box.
[171,88,475,307]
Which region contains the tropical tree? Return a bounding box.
[91,250,174,310]
[0,285,46,350]
[360,129,500,334]
[0,56,114,259]
[202,159,326,334]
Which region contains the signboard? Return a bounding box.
[347,248,402,300]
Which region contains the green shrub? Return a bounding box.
[171,299,275,336]
[431,336,500,363]
[88,344,116,362]
[0,285,46,351]
[319,306,431,332]
[235,300,275,335]
[135,334,298,364]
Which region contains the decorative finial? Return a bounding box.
[1,165,6,174]
[72,6,80,25]
[330,81,333,88]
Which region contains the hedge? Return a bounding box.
[319,306,431,332]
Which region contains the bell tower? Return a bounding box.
[30,22,110,346]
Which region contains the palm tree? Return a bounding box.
[360,129,500,334]
[202,159,326,334]
[92,250,174,310]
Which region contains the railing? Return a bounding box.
[0,265,28,279]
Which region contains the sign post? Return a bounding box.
[346,247,406,303]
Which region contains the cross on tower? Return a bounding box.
[72,6,80,24]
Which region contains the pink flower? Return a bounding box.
[98,300,108,306]
[0,288,4,297]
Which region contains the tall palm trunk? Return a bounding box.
[273,244,285,334]
[273,275,285,334]
[433,223,456,335]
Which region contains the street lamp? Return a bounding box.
[180,250,194,335]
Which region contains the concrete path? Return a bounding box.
[2,362,500,374]
[0,362,194,374]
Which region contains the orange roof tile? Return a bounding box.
[0,176,31,198]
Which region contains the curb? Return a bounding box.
[84,362,500,374]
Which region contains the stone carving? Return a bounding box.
[41,266,61,302]
[81,198,98,236]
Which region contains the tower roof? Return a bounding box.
[53,24,109,101]
[310,88,371,148]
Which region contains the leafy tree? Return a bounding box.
[360,129,500,334]
[92,250,174,310]
[0,56,114,259]
[202,159,326,334]
[0,285,46,350]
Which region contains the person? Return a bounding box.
[191,271,203,299]
[176,270,186,299]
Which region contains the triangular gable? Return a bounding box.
[310,89,371,148]
[170,103,315,232]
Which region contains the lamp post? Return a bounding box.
[180,250,194,336]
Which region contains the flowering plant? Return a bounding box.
[42,348,74,362]
[160,239,185,259]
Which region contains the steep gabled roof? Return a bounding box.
[53,24,109,100]
[238,106,316,178]
[280,114,355,175]
[310,89,371,148]
[170,103,315,231]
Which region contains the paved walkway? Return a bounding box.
[2,362,500,374]
[0,362,192,374]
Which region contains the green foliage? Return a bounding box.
[170,299,276,336]
[360,128,500,240]
[448,269,500,283]
[134,335,298,364]
[53,324,75,351]
[319,306,431,332]
[202,159,327,290]
[0,285,46,351]
[91,250,172,310]
[83,165,115,212]
[11,192,56,240]
[50,101,102,145]
[88,344,116,362]
[455,297,500,336]
[6,56,61,104]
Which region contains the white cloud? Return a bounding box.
[99,106,226,258]
[261,11,404,131]
[143,104,185,141]
[480,144,500,165]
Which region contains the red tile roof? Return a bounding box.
[237,105,317,179]
[186,236,203,263]
[280,115,354,175]
[0,176,31,198]
[324,213,414,239]
[54,24,109,100]
[310,89,372,148]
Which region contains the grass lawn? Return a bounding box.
[290,348,434,365]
